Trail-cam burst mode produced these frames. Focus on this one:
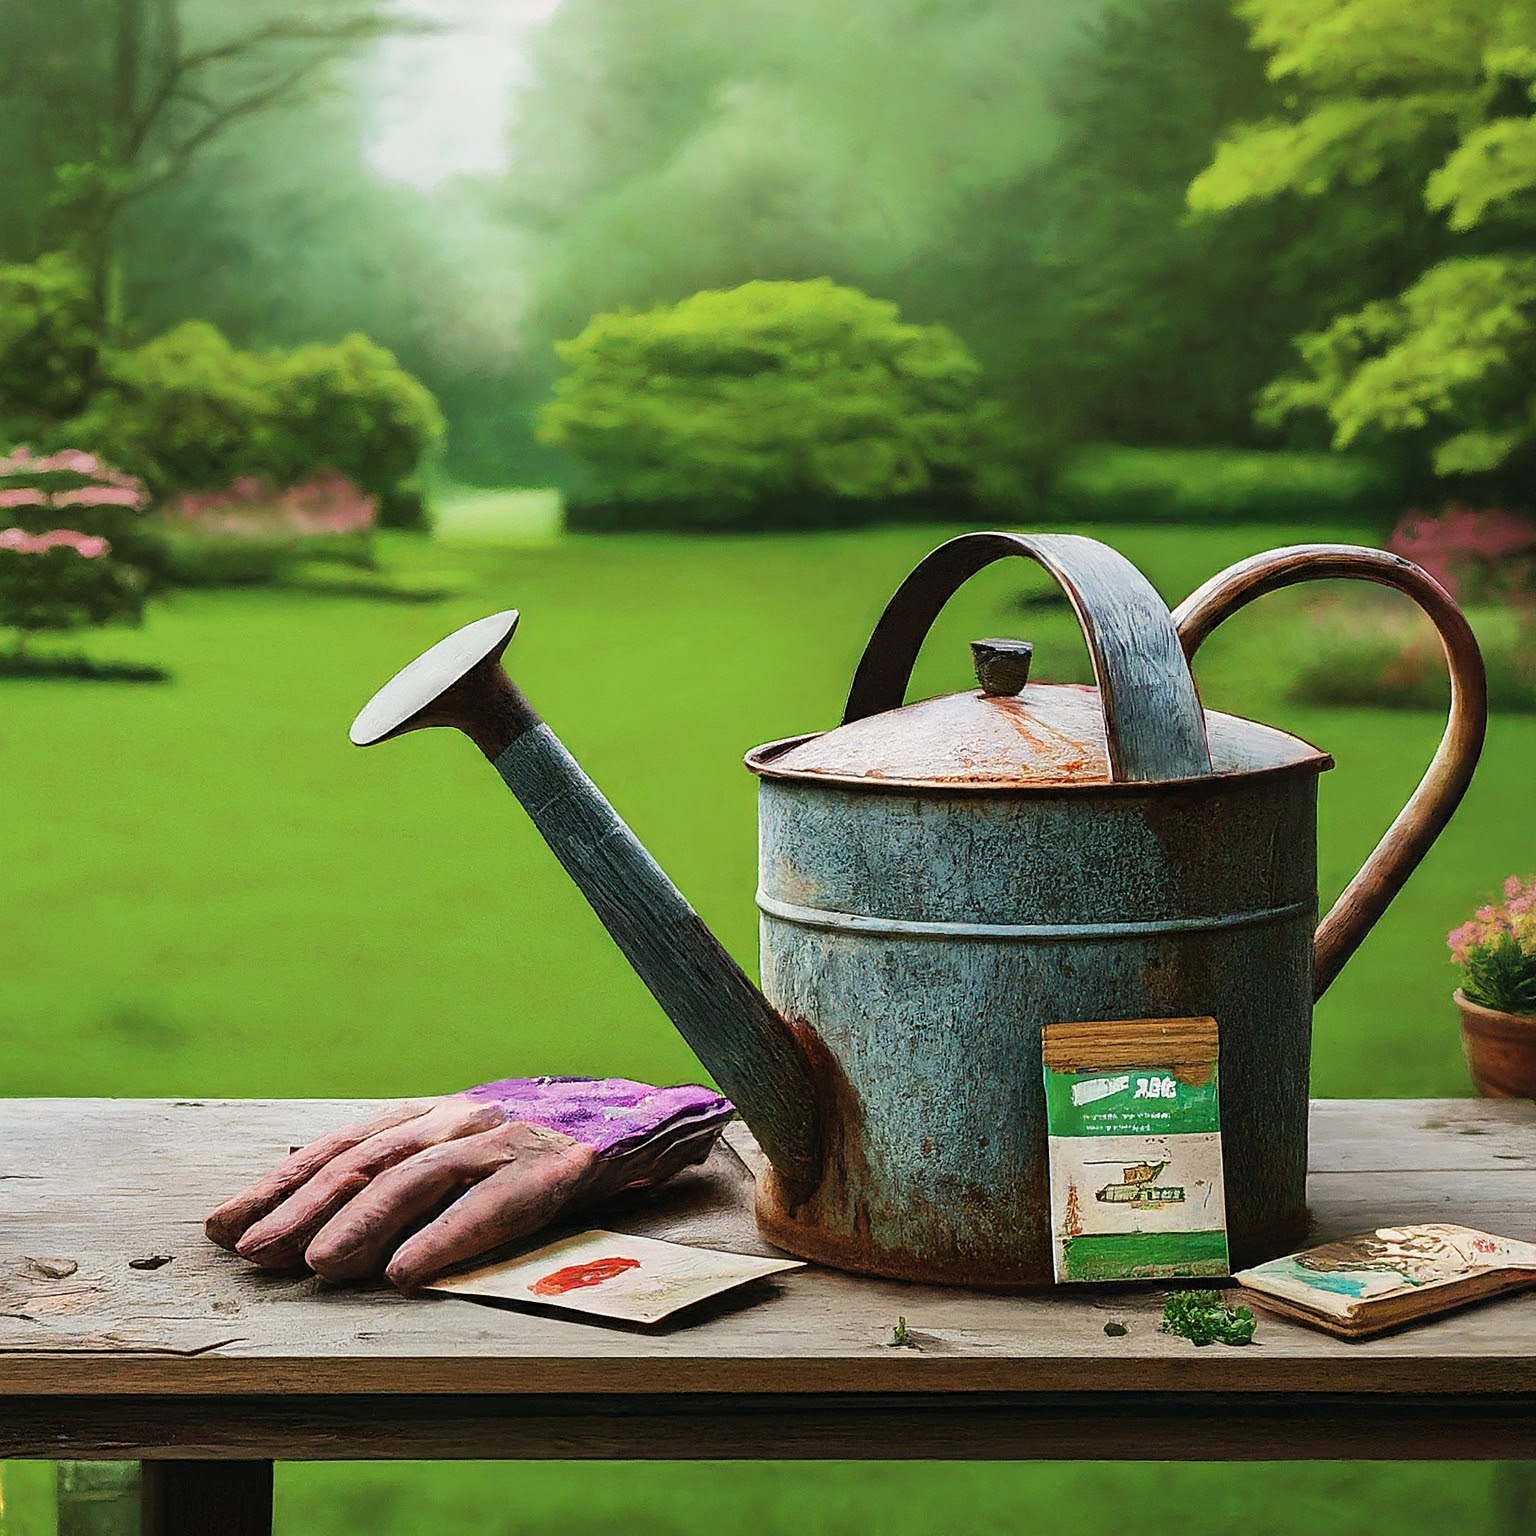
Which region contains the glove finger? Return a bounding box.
[385,1140,597,1294]
[304,1131,517,1281]
[234,1097,507,1269]
[205,1098,437,1250]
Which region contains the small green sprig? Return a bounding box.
[1159,1289,1255,1347]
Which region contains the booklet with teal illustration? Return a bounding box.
[1235,1224,1536,1338]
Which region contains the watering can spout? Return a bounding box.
[348,610,824,1199]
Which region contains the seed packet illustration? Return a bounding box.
[424,1229,802,1325]
[1042,1016,1230,1283]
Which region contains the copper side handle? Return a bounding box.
[1172,544,1488,999]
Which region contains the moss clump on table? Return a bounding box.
[1160,1289,1257,1347]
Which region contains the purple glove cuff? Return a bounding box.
[458,1075,733,1156]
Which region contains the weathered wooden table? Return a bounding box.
[2,1098,1534,1535]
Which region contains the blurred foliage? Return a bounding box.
[63,320,443,498]
[892,0,1439,460]
[0,254,101,424]
[495,0,1103,486]
[4,0,1520,508]
[1052,445,1403,527]
[0,451,155,642]
[1190,0,1536,493]
[1291,593,1536,712]
[540,279,1034,528]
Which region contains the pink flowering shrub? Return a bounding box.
[1291,505,1536,711]
[0,447,155,642]
[156,468,378,587]
[1448,877,1536,1015]
[1387,508,1536,607]
[161,469,377,540]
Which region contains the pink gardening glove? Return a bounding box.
[205,1077,733,1292]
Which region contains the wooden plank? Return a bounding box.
[1309,1099,1536,1171]
[3,1393,1534,1463]
[140,1460,272,1536]
[2,1099,1535,1405]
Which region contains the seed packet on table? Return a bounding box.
[424,1229,803,1325]
[1042,1016,1230,1283]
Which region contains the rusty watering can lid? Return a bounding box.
[745,532,1333,791]
[748,666,1331,789]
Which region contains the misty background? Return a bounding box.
[1,0,1405,490]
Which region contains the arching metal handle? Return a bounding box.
[1172,544,1488,999]
[843,531,1213,783]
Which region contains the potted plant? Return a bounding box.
[1449,877,1536,1097]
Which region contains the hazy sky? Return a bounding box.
[361,0,561,188]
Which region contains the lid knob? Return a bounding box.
[971,638,1033,697]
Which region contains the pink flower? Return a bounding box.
[1388,507,1536,601]
[163,468,376,539]
[52,485,147,511]
[0,527,111,558]
[1449,876,1536,961]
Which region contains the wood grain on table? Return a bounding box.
[1,1097,1533,1461]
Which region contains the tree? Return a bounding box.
[898,0,1439,454]
[1188,0,1536,491]
[14,0,417,332]
[538,279,1020,527]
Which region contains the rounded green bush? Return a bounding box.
[540,279,1033,529]
[64,322,444,502]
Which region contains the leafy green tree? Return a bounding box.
[0,1,413,332]
[539,279,1020,527]
[901,0,1437,454]
[1189,0,1536,485]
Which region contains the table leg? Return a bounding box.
[139,1460,274,1536]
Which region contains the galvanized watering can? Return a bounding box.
[350,533,1487,1285]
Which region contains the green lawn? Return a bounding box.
[1,513,1530,1533]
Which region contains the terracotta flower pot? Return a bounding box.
[1457,989,1536,1098]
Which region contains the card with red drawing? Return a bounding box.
[424,1228,802,1325]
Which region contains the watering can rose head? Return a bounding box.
[269,531,1486,1289]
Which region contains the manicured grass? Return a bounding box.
[1,514,1529,1533]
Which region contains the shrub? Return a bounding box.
[0,448,154,649]
[1288,587,1536,713]
[66,323,271,495]
[0,254,100,423]
[1051,445,1402,526]
[65,323,445,505]
[158,469,378,588]
[268,335,446,503]
[1448,877,1536,1016]
[541,279,1030,530]
[376,474,432,533]
[1387,507,1536,605]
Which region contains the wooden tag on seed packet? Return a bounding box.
[424,1229,803,1325]
[1042,1017,1230,1283]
